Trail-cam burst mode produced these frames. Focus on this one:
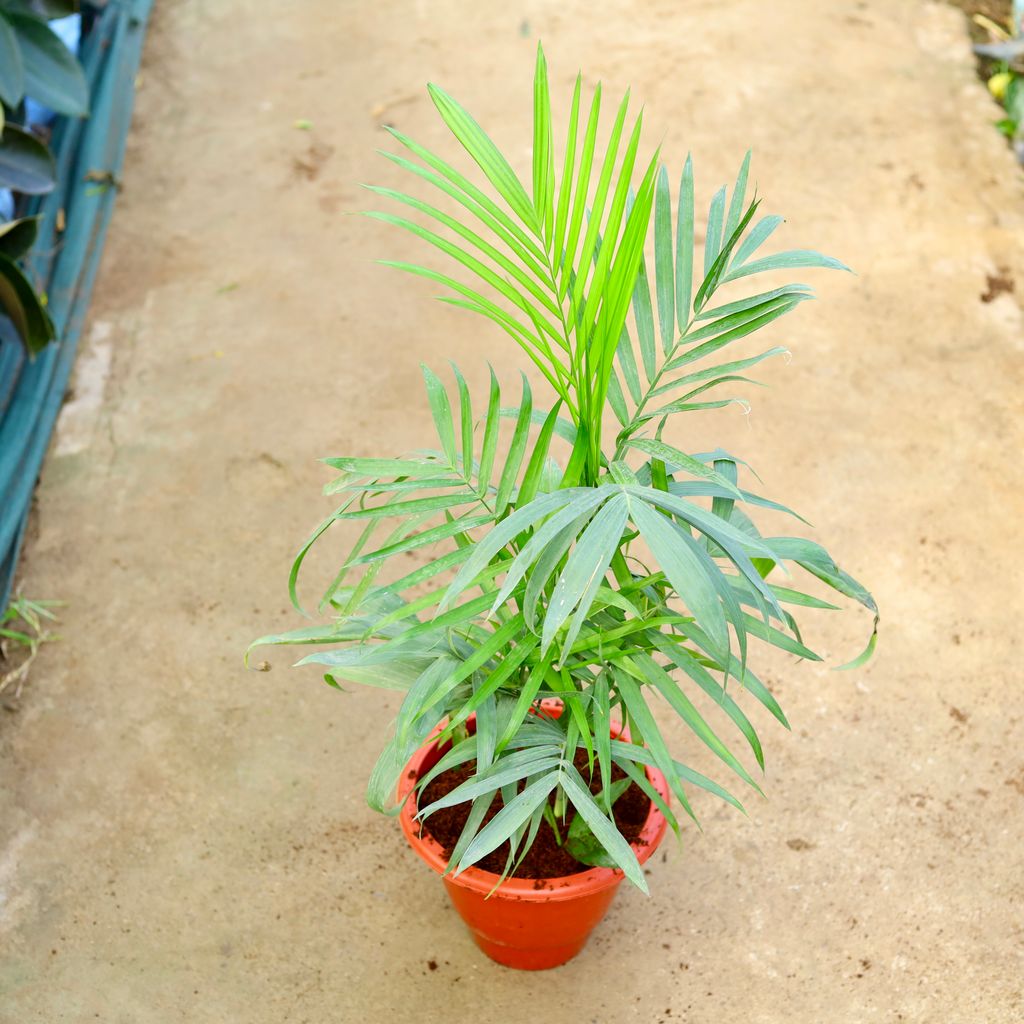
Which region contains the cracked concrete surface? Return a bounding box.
[2,1,1023,1021]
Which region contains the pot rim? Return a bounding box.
[398,711,670,902]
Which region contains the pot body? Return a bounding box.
[398,714,670,970]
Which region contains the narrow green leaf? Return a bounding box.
[532,43,555,241]
[731,215,783,268]
[703,185,726,276]
[675,154,695,330]
[517,400,562,507]
[494,375,532,514]
[428,83,538,231]
[627,496,729,659]
[349,513,493,566]
[723,249,851,283]
[560,83,601,298]
[422,365,457,466]
[723,150,751,242]
[695,283,813,322]
[442,488,583,608]
[560,765,647,891]
[457,773,559,872]
[543,493,629,659]
[627,438,742,497]
[653,165,675,352]
[338,492,478,521]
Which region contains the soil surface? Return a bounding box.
[2,2,1024,1022]
[419,753,650,879]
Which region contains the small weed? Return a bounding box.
[0,595,61,703]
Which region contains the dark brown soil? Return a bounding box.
[417,751,651,880]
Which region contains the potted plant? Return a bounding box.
[251,46,877,970]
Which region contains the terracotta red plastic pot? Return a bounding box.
[398,712,670,970]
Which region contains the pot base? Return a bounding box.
[442,873,619,970]
[470,933,589,971]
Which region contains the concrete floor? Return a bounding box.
[2,1,1023,1020]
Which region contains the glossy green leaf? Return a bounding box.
[8,11,87,116]
[0,250,55,353]
[0,122,55,194]
[0,12,25,108]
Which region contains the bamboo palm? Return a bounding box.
[251,46,877,890]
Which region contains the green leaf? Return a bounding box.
[378,141,545,277]
[627,496,729,659]
[494,374,532,515]
[559,764,647,891]
[421,747,561,815]
[477,366,501,497]
[552,73,581,274]
[0,12,25,108]
[651,640,764,770]
[348,513,493,566]
[695,283,813,322]
[571,88,631,318]
[491,490,607,614]
[296,644,435,691]
[532,43,555,240]
[427,83,537,231]
[675,155,694,330]
[723,150,751,242]
[653,165,675,352]
[703,185,725,276]
[336,491,479,521]
[457,773,560,872]
[321,456,443,477]
[0,215,38,260]
[543,493,629,659]
[631,246,657,382]
[8,11,87,116]
[731,215,783,268]
[0,122,55,194]
[610,739,746,814]
[613,666,689,809]
[723,249,851,283]
[657,346,789,392]
[450,362,474,476]
[370,213,563,347]
[628,438,744,497]
[564,776,631,866]
[366,189,562,324]
[517,400,562,507]
[693,197,760,313]
[675,293,804,355]
[421,364,457,466]
[629,653,762,790]
[441,488,585,608]
[834,624,878,671]
[741,612,822,660]
[559,84,601,298]
[523,500,605,628]
[0,250,55,353]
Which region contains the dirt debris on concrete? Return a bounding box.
[1,1,1024,1021]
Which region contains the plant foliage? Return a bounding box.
[0,0,82,354]
[251,46,877,891]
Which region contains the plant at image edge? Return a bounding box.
[250,46,878,893]
[1,594,59,699]
[0,0,89,354]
